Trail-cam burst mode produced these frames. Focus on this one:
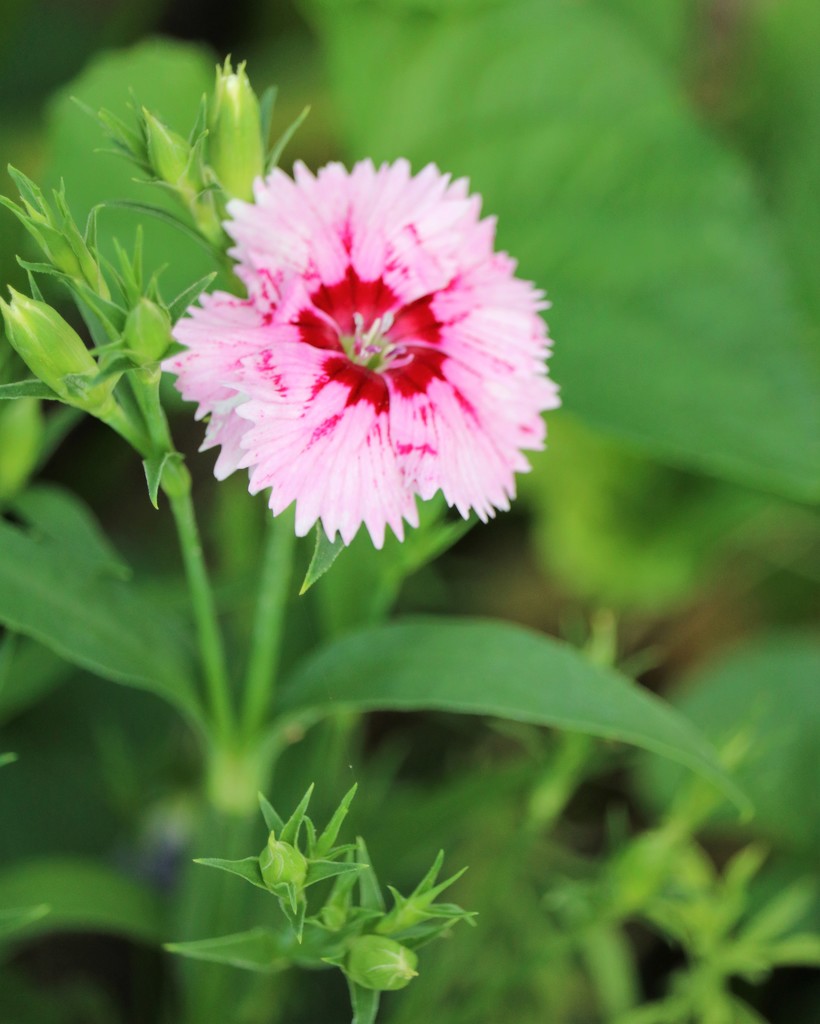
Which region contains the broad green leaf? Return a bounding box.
[276,618,747,809]
[11,484,129,579]
[0,504,201,727]
[0,904,50,939]
[0,637,71,722]
[639,633,820,855]
[733,0,820,330]
[520,414,764,612]
[0,858,163,943]
[313,0,820,501]
[44,40,220,300]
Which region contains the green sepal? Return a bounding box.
[143,452,183,509]
[305,859,366,888]
[193,856,268,891]
[266,105,311,173]
[270,883,306,940]
[168,271,217,321]
[355,839,385,913]
[387,905,478,950]
[301,525,345,594]
[280,783,315,845]
[258,791,285,833]
[314,783,358,858]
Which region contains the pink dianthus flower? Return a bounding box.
[165,159,560,547]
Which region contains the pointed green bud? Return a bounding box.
[123,298,172,364]
[345,935,418,992]
[209,59,264,201]
[259,832,307,891]
[0,289,115,415]
[143,110,196,188]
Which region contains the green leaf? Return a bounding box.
[638,632,820,854]
[165,927,289,973]
[193,857,268,892]
[301,525,346,594]
[0,752,16,769]
[258,791,285,834]
[315,783,358,858]
[11,484,130,579]
[0,379,59,400]
[280,784,315,845]
[276,618,748,810]
[354,839,385,913]
[142,452,184,510]
[314,0,820,501]
[348,980,380,1024]
[0,638,72,723]
[0,904,50,940]
[305,859,365,888]
[0,501,201,727]
[45,40,221,299]
[733,0,820,330]
[0,858,163,943]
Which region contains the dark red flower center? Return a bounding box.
[296,266,447,411]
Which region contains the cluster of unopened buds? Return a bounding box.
[171,785,473,997]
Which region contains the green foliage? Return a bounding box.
[310,0,820,501]
[276,617,747,808]
[0,857,163,944]
[521,414,763,611]
[640,633,820,857]
[0,484,200,725]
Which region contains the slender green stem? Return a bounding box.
[168,486,234,741]
[241,512,296,738]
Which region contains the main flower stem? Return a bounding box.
[240,511,296,739]
[168,486,234,743]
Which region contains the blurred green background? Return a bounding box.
[0,1,818,1021]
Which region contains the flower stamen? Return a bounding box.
[343,310,401,370]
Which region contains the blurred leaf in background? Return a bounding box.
[307,0,820,502]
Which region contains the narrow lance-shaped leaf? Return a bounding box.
[258,791,285,833]
[280,783,315,845]
[193,856,268,892]
[276,618,750,812]
[315,783,358,858]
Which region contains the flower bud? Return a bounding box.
[258,833,307,890]
[143,109,195,188]
[345,935,418,992]
[0,289,115,415]
[123,297,172,364]
[208,59,264,201]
